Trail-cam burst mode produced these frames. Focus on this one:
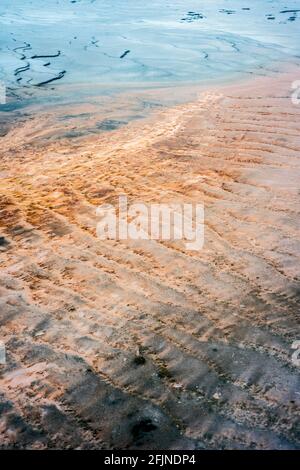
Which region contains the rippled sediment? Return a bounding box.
[0,68,299,449]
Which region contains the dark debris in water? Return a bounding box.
[120,50,130,59]
[181,11,206,23]
[11,42,66,91]
[31,51,61,59]
[219,9,236,15]
[34,71,67,87]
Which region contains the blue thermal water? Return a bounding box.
[0,0,300,108]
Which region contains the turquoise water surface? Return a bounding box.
[0,0,300,109]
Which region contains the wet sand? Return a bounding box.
[0,69,300,449]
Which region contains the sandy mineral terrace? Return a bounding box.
[0,68,299,449]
